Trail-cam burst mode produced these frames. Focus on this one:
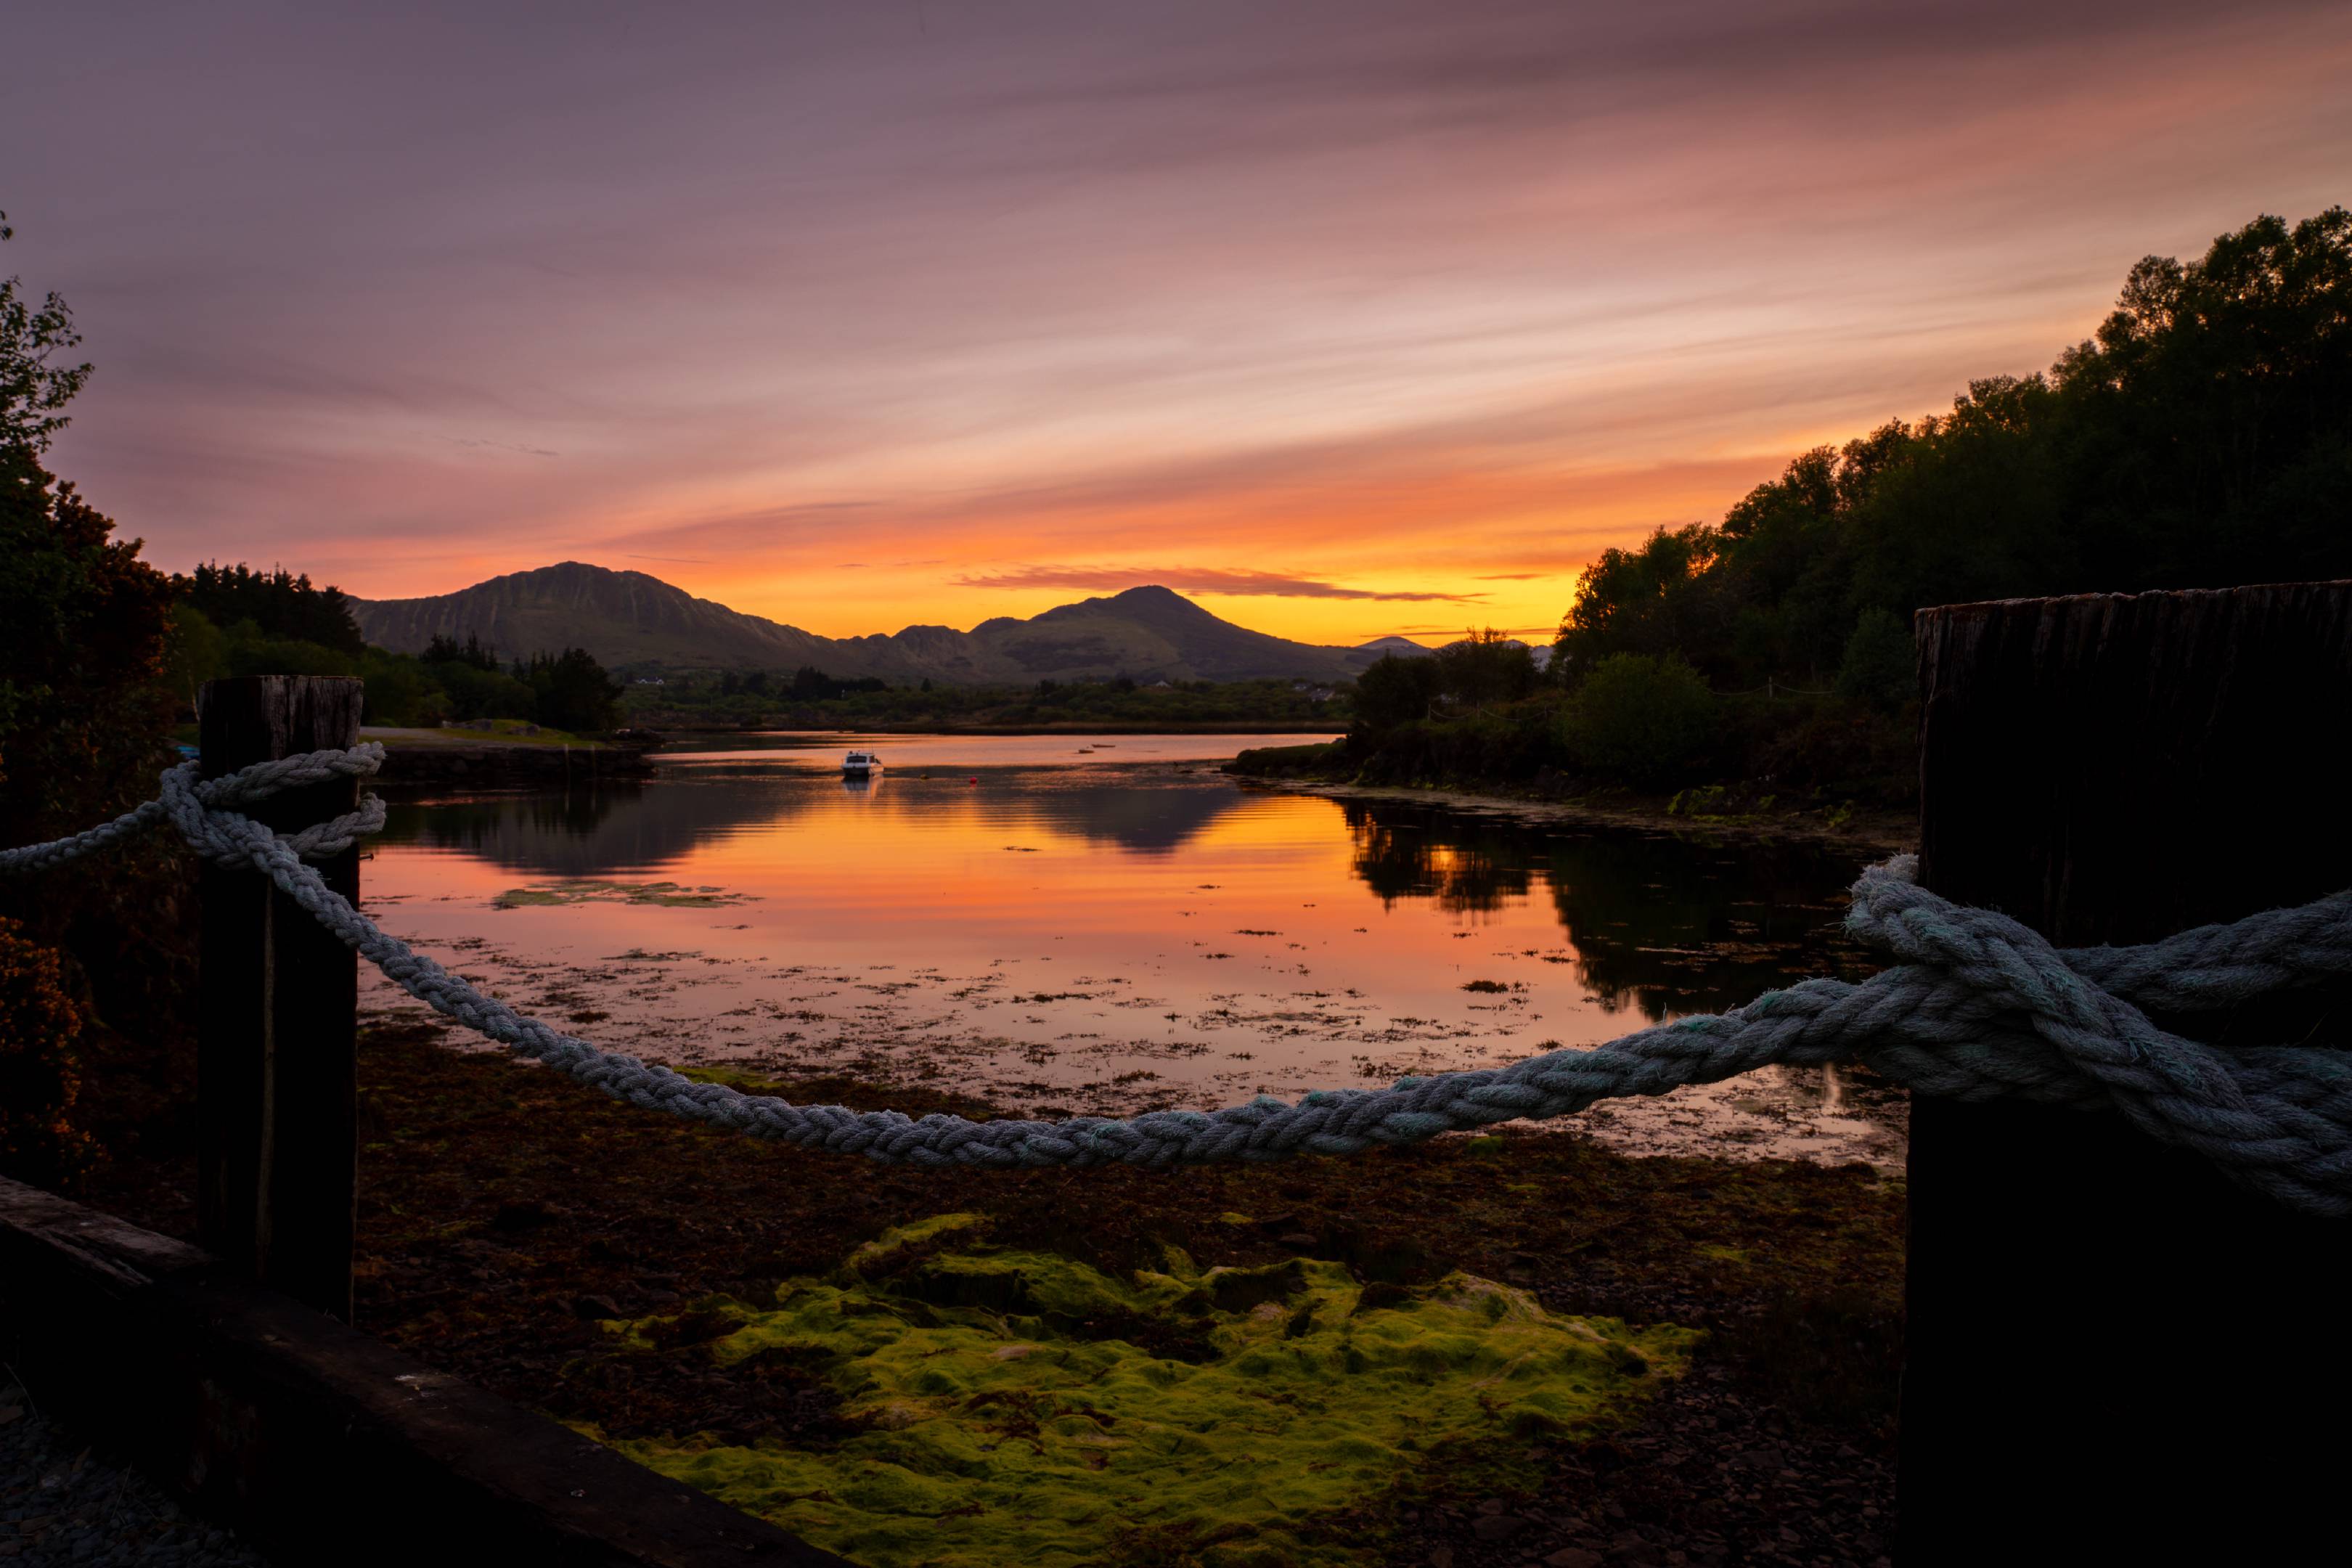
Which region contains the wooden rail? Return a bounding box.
[0,1175,846,1567]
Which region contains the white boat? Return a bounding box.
[842,748,883,777]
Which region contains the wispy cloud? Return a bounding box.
[437,435,560,458]
[9,0,2348,644]
[951,565,1485,603]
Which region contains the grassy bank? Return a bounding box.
[171,718,621,751]
[1227,740,1917,855]
[672,723,1347,738]
[82,1019,1904,1566]
[361,719,605,748]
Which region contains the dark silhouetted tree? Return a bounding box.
[180,563,364,655]
[1,222,188,1183]
[1436,628,1537,712]
[422,632,500,671]
[520,648,623,732]
[1555,208,2352,689]
[0,209,91,454]
[1352,653,1442,729]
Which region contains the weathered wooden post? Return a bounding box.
[197,675,364,1320]
[1902,582,2352,1561]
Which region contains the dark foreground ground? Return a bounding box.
[2,1368,271,1568]
[81,1021,1903,1568]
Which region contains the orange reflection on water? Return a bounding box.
[360,740,1906,1164]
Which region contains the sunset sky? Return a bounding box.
[7,1,2348,645]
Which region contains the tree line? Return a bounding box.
[166,563,624,732]
[714,666,889,701]
[3,208,184,1181]
[1311,208,2352,800]
[1560,207,2351,690]
[633,668,1345,729]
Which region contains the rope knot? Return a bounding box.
[158,745,389,866]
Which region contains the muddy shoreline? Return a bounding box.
[1231,775,1919,859]
[375,740,658,784]
[81,1020,1904,1567]
[657,723,1348,738]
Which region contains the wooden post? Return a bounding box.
[197,676,364,1321]
[1902,582,2352,1562]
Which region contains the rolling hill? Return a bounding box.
[349,563,1384,686]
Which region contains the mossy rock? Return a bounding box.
[592,1214,1696,1567]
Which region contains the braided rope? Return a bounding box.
[6,752,2350,1212]
[0,748,386,874]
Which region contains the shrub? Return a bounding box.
[0,917,97,1184]
[1835,608,1915,713]
[1344,702,1564,786]
[1560,653,1717,788]
[1352,653,1441,730]
[1745,703,1916,804]
[1434,629,1537,711]
[522,647,624,732]
[433,660,536,721]
[356,652,449,727]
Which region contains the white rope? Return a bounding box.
[8,751,2351,1213]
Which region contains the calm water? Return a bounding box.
[362,732,1906,1164]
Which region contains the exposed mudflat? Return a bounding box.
[357,752,1911,1170]
[54,746,1916,1564]
[83,1020,1906,1567]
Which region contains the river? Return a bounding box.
[361,731,1906,1165]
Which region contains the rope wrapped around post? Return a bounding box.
[6,749,2350,1212]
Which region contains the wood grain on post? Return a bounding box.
[1904,581,2352,1562]
[197,676,364,1320]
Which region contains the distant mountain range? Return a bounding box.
[349,561,1419,685]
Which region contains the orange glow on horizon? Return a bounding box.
[10,3,2347,644]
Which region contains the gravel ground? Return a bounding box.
[0,1375,267,1567]
[1388,1357,1896,1568]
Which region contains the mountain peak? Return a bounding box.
[1086,583,1221,625]
[350,562,1368,685]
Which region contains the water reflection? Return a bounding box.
[380,770,1871,1017]
[1338,799,1869,1021]
[380,777,718,878]
[362,743,1900,1164]
[377,764,1262,871]
[1346,805,1535,914]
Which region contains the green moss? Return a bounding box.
[592,1216,1697,1568]
[491,879,756,909]
[679,1064,796,1095]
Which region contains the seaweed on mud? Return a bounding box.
[595,1216,1697,1568]
[493,879,759,909]
[76,1021,1908,1567]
